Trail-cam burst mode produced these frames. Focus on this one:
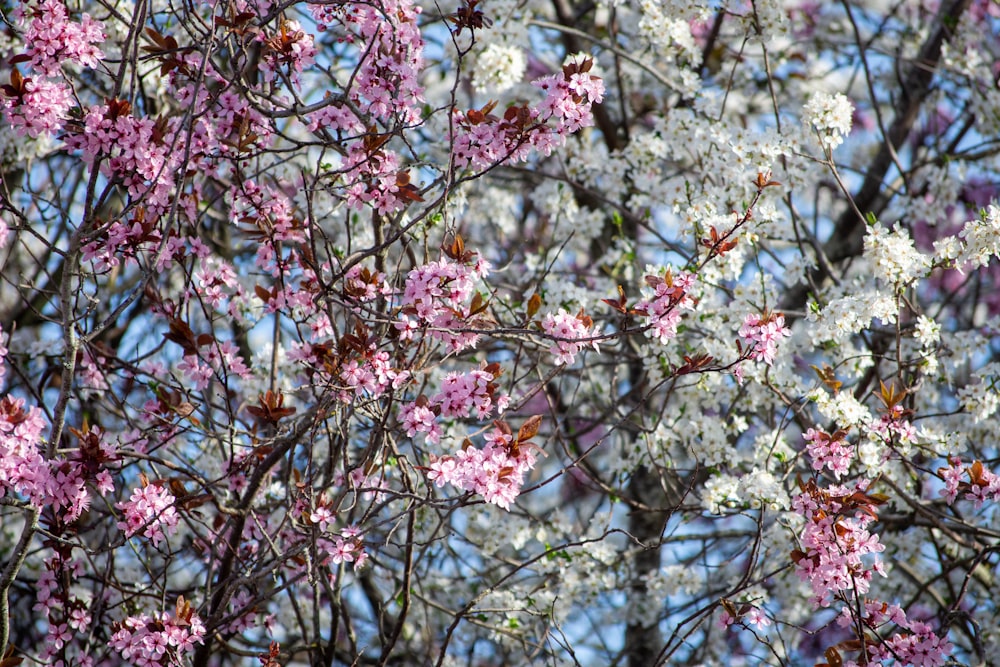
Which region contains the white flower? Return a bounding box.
[863,222,931,287]
[812,390,873,428]
[914,315,940,348]
[958,377,1000,423]
[703,474,741,514]
[803,92,854,150]
[958,204,1000,269]
[739,470,789,510]
[473,43,526,94]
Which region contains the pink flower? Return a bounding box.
[116,482,180,546]
[541,309,599,365]
[310,505,334,532]
[3,76,74,138]
[635,271,697,344]
[804,427,853,479]
[739,312,791,366]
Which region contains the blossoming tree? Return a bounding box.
[2,0,1000,664]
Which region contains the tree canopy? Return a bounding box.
[2,0,1000,665]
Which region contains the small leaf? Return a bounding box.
[517,415,542,442]
[526,293,542,319]
[254,284,272,301]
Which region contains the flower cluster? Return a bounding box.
[956,204,1000,270]
[1,75,74,138]
[938,459,1000,507]
[65,100,180,212]
[738,311,791,365]
[399,364,508,443]
[17,0,105,75]
[319,526,368,570]
[2,0,104,138]
[836,602,953,667]
[116,480,180,546]
[434,367,509,418]
[533,54,606,133]
[108,602,205,667]
[474,43,527,93]
[804,427,853,479]
[395,249,491,353]
[427,423,539,510]
[634,270,697,344]
[864,222,931,287]
[258,19,316,84]
[310,0,425,123]
[803,91,854,149]
[452,55,604,171]
[0,395,49,507]
[791,479,886,608]
[541,309,600,365]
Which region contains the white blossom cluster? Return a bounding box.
[802,92,854,150]
[473,43,527,94]
[702,473,741,514]
[807,289,897,344]
[957,371,1000,423]
[863,222,931,287]
[914,314,941,349]
[957,204,1000,269]
[811,389,874,429]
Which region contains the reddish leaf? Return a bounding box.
[517,415,542,442]
[526,293,542,319]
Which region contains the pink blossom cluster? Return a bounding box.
[343,265,389,303]
[319,525,368,570]
[338,346,409,400]
[836,602,953,667]
[634,270,697,344]
[1,76,74,138]
[804,427,853,479]
[0,395,50,507]
[399,366,509,442]
[193,257,241,310]
[738,311,791,365]
[2,401,115,522]
[257,19,316,84]
[310,0,425,124]
[541,309,600,365]
[434,368,509,419]
[791,479,886,608]
[303,0,426,214]
[451,58,605,171]
[870,404,917,446]
[427,426,538,510]
[532,55,606,133]
[33,554,93,665]
[116,481,181,546]
[108,607,206,666]
[228,179,307,276]
[179,70,272,165]
[342,140,412,214]
[400,399,441,442]
[80,214,163,273]
[395,254,491,353]
[16,0,105,75]
[718,604,771,630]
[451,105,540,171]
[2,0,104,137]
[287,338,410,402]
[938,458,1000,507]
[306,99,365,135]
[65,101,180,212]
